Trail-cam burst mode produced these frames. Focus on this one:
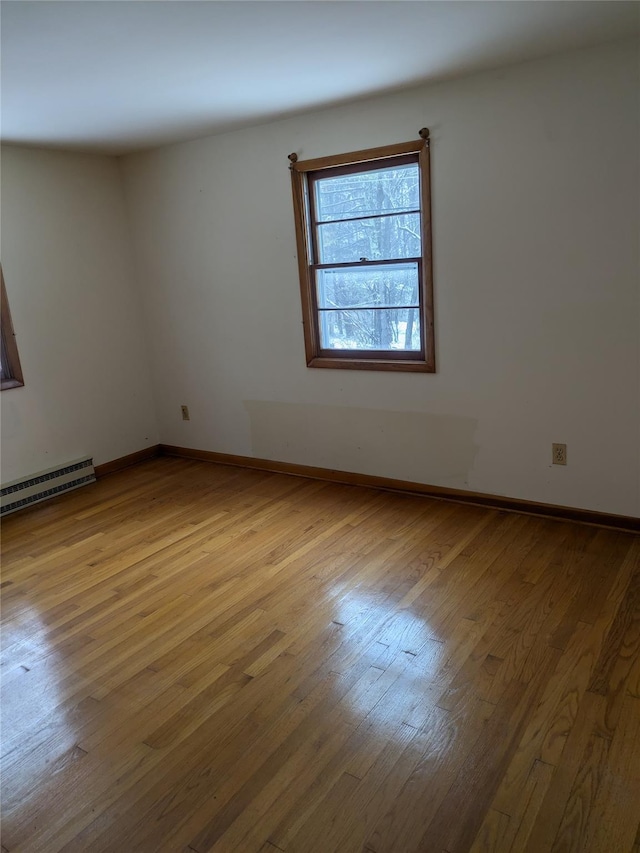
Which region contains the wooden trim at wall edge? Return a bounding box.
[94,445,161,478]
[141,444,639,533]
[93,444,638,532]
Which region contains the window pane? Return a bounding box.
[0,333,9,380]
[316,263,419,310]
[317,212,420,264]
[314,163,419,223]
[319,308,421,351]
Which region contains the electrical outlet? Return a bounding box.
[181,405,190,421]
[552,443,566,465]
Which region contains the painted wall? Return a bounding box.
[0,146,159,481]
[125,39,637,517]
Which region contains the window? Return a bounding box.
[289,131,434,372]
[1,266,24,390]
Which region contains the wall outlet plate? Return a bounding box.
[181,405,190,421]
[552,443,567,465]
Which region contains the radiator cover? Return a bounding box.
[1,457,96,516]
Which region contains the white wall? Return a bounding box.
[126,39,637,517]
[0,146,159,481]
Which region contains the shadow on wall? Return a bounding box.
[244,400,478,487]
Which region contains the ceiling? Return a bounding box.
[2,1,638,155]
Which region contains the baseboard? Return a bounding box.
[94,445,161,478]
[159,444,639,533]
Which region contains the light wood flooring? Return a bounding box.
[1,457,639,853]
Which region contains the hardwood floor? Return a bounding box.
[1,457,638,853]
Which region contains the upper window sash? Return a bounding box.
[308,156,422,268]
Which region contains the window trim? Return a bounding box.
[289,135,435,372]
[1,266,24,391]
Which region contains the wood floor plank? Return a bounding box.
[507,759,555,852]
[417,645,561,853]
[550,732,611,853]
[580,694,640,853]
[1,457,638,853]
[488,617,611,819]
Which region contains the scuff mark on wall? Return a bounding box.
[244,400,478,487]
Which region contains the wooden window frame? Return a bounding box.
[1,267,24,391]
[289,135,435,372]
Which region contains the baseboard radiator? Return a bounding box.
[1,457,96,516]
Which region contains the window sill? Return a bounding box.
[307,356,434,373]
[1,378,25,391]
